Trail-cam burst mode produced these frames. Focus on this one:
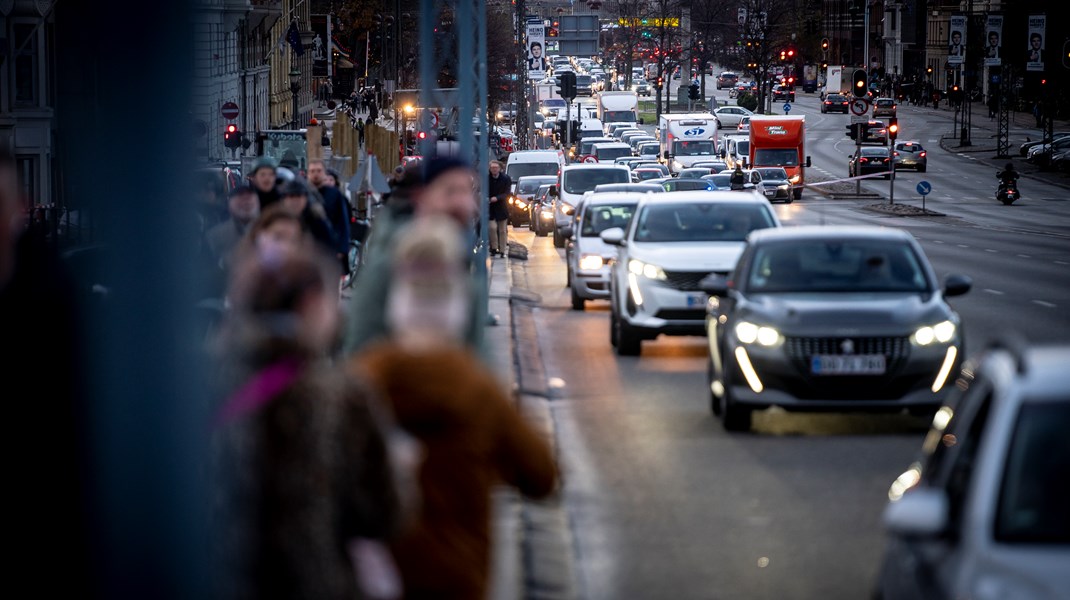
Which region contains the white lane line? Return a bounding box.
[985,248,999,253]
[927,139,938,143]
[984,288,1005,295]
[933,240,945,244]
[1032,300,1057,308]
[957,244,969,248]
[1055,260,1069,265]
[1017,254,1031,259]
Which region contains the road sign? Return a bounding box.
[916,181,932,196]
[851,114,869,123]
[850,97,869,116]
[221,102,239,120]
[783,102,792,113]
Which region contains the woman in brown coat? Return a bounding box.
[353,216,557,599]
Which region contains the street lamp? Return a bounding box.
[289,66,302,129]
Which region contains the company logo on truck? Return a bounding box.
[683,127,707,136]
[765,126,788,135]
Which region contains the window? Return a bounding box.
[635,203,776,243]
[581,203,635,236]
[746,240,929,293]
[16,156,39,206]
[754,149,799,167]
[13,23,41,107]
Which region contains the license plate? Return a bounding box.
[686,293,707,308]
[811,355,886,375]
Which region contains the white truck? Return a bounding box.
[658,112,719,174]
[596,91,639,136]
[824,65,851,97]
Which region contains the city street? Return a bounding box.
[504,94,1070,596]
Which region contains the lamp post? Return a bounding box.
[289,66,302,129]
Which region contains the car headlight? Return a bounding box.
[735,321,781,346]
[627,258,667,281]
[515,199,527,209]
[789,174,801,183]
[912,320,956,346]
[561,203,575,216]
[540,209,554,219]
[507,195,516,205]
[579,254,604,271]
[777,184,790,190]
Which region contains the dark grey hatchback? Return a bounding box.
[701,227,972,431]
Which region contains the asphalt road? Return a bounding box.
[509,92,1070,598]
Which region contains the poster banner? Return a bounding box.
[1026,14,1045,72]
[311,14,329,77]
[947,15,966,65]
[527,23,546,80]
[984,15,1003,66]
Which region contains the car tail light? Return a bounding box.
[894,152,899,156]
[859,158,869,163]
[919,151,926,157]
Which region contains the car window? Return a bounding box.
[995,399,1070,544]
[634,202,776,242]
[756,168,789,180]
[509,162,560,179]
[581,203,636,237]
[895,143,924,152]
[562,168,629,194]
[754,149,799,167]
[745,239,930,293]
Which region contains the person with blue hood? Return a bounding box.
[343,156,488,359]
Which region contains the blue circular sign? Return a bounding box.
[916,181,932,196]
[783,102,792,113]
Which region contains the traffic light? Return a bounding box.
[557,71,576,100]
[688,83,700,101]
[654,76,664,90]
[853,69,868,95]
[846,123,857,140]
[887,117,898,142]
[821,38,829,51]
[780,50,786,61]
[787,49,795,59]
[224,123,241,149]
[926,66,933,75]
[1064,40,1070,69]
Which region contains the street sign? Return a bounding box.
[221,102,239,120]
[783,102,792,114]
[916,181,932,196]
[851,114,868,123]
[850,97,869,116]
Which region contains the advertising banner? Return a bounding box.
[526,23,546,80]
[1026,14,1045,72]
[948,15,966,65]
[983,15,1002,66]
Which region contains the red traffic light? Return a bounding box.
[787,49,795,57]
[417,131,427,139]
[226,124,237,134]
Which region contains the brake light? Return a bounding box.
[919,152,926,157]
[859,158,869,163]
[894,152,899,156]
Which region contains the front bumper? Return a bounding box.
[620,275,710,338]
[574,267,611,300]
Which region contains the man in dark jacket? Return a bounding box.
[307,159,351,273]
[486,160,512,257]
[730,164,746,190]
[250,156,281,210]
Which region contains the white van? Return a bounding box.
[506,149,566,180]
[658,112,719,174]
[592,142,633,164]
[579,118,604,139]
[551,163,630,247]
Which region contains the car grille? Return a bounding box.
[785,336,909,362]
[655,309,706,321]
[662,270,725,291]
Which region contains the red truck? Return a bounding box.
[748,115,811,200]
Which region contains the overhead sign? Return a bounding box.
[221,102,239,120]
[617,17,680,27]
[559,15,600,56]
[850,97,869,116]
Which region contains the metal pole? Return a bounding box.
[889,144,896,204]
[418,0,435,158]
[863,0,870,74]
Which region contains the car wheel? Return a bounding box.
[721,370,752,432]
[917,166,926,173]
[707,359,722,416]
[609,305,619,347]
[792,187,801,200]
[615,314,641,356]
[570,285,585,311]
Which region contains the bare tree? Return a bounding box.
[605,0,653,90]
[736,0,796,113]
[687,0,736,100]
[646,0,684,118]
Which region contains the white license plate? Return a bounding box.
[686,293,707,308]
[811,355,886,375]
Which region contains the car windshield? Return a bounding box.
[666,180,712,191]
[508,162,560,179]
[827,94,846,102]
[638,143,659,155]
[576,75,592,85]
[705,174,732,188]
[860,148,890,157]
[634,202,774,242]
[756,168,789,180]
[582,203,636,236]
[596,146,632,161]
[746,240,930,293]
[673,140,715,156]
[562,168,629,194]
[634,170,662,181]
[754,149,798,167]
[876,99,894,106]
[518,177,556,194]
[580,139,613,154]
[995,400,1070,544]
[603,111,636,123]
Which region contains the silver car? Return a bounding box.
[562,193,643,310]
[893,141,927,173]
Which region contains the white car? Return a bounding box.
[552,164,631,248]
[713,106,754,129]
[878,341,1070,600]
[601,191,781,356]
[562,192,645,310]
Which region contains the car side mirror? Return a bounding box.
[663,151,671,160]
[549,184,559,197]
[883,488,949,537]
[698,273,730,296]
[943,274,972,297]
[599,227,626,246]
[638,117,644,125]
[805,156,812,168]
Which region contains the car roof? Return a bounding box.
[563,163,630,171]
[635,190,770,206]
[747,225,914,244]
[517,175,558,182]
[582,191,648,205]
[593,142,631,149]
[860,146,890,154]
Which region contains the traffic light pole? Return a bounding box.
[888,145,896,205]
[855,130,862,196]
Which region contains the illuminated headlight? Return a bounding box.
[562,203,575,216]
[515,199,528,209]
[497,112,503,119]
[912,320,956,346]
[777,184,790,190]
[627,259,667,281]
[734,321,781,346]
[789,174,801,183]
[540,210,554,219]
[507,195,516,205]
[579,254,604,271]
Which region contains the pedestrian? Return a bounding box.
[240,204,307,257]
[343,157,488,359]
[278,179,338,258]
[486,160,511,257]
[308,159,352,273]
[1033,101,1043,128]
[206,184,260,288]
[249,155,281,210]
[351,215,557,600]
[357,117,366,147]
[212,242,404,600]
[730,164,745,190]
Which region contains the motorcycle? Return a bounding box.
[996,172,1020,205]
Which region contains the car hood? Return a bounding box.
[629,241,745,271]
[737,292,954,337]
[576,235,617,258]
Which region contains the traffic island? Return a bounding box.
[862,202,945,217]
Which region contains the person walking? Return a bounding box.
[351,215,557,600]
[486,160,511,257]
[308,159,351,273]
[278,179,339,259]
[249,156,281,210]
[212,243,403,600]
[357,117,366,148]
[206,184,260,292]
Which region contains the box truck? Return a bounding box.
[596,90,639,135]
[748,115,810,200]
[824,65,851,96]
[658,112,718,174]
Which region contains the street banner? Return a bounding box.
[311,14,329,77]
[984,15,1002,66]
[1026,15,1045,72]
[947,15,965,65]
[526,22,546,80]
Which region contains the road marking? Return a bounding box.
[1055,260,1069,265]
[985,248,998,253]
[927,139,938,143]
[1017,254,1031,259]
[932,240,945,244]
[984,288,1004,295]
[1032,300,1057,308]
[957,244,969,248]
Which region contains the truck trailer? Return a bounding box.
[824,65,851,97]
[748,115,810,200]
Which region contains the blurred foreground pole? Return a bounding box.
[55,1,207,598]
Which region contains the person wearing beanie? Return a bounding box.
[250,156,281,210]
[278,179,339,257]
[343,156,488,360]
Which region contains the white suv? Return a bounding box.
[878,340,1070,600]
[562,192,645,310]
[601,191,781,356]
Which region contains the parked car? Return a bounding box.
[850,146,893,179]
[603,191,781,356]
[1019,133,1070,156]
[821,93,850,114]
[893,141,927,172]
[701,226,972,431]
[878,340,1070,600]
[872,97,897,118]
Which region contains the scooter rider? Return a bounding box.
[997,162,1019,187]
